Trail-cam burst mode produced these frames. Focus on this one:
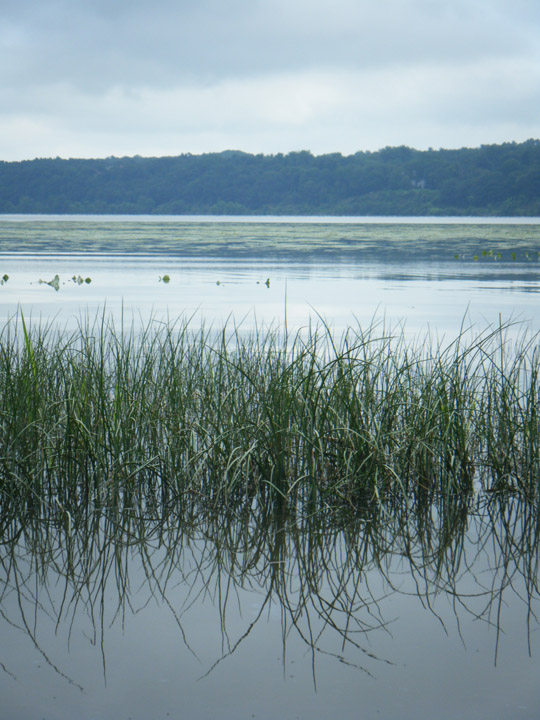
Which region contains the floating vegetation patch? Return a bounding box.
[70,274,92,285]
[38,273,60,291]
[0,273,8,285]
[0,219,539,261]
[454,247,538,262]
[36,274,92,290]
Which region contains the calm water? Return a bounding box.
[0,215,539,337]
[1,216,540,719]
[2,498,539,720]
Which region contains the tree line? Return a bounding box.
[1,140,540,215]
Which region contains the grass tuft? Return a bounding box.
[0,313,538,520]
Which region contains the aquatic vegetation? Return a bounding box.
[71,274,91,285]
[1,274,8,285]
[1,219,539,262]
[462,247,526,264]
[39,273,60,291]
[454,246,540,263]
[37,274,92,290]
[0,314,538,519]
[160,274,170,283]
[0,312,538,701]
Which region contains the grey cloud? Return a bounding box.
[1,0,540,159]
[2,0,539,92]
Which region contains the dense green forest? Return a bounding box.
[1,140,540,215]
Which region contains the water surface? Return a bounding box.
[1,216,539,719]
[0,216,539,336]
[2,495,539,720]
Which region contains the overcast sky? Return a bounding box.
[1,0,539,160]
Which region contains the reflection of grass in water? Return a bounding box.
[1,476,538,689]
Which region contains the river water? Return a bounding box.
[2,499,539,720]
[0,216,539,719]
[0,215,539,337]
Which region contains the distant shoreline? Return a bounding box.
[1,214,540,224]
[1,141,540,216]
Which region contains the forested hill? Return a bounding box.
[1,140,540,216]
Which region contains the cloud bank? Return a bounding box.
[2,0,539,159]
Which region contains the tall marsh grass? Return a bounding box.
[0,313,538,521]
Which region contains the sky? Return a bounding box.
[1,0,540,160]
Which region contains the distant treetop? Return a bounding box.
[1,140,539,215]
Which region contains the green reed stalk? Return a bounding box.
[0,314,538,517]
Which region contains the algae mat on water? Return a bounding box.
[1,218,540,260]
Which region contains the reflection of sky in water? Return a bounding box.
[1,254,539,339]
[2,520,538,720]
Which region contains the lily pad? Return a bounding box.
[39,274,60,291]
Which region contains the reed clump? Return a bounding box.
[0,313,538,518]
